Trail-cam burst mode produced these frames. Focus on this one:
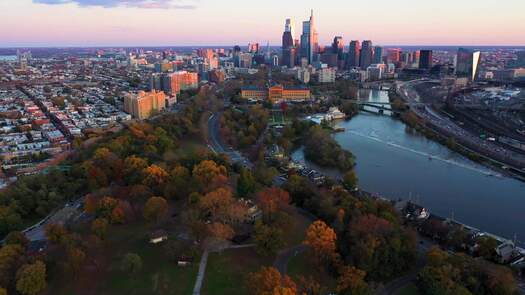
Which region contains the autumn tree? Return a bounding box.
[0,244,24,287]
[120,253,142,274]
[45,223,69,244]
[336,266,370,295]
[199,187,248,225]
[256,187,290,222]
[192,160,228,192]
[67,247,86,276]
[207,222,235,241]
[123,155,148,184]
[143,196,169,223]
[5,231,29,248]
[304,220,338,266]
[142,165,169,188]
[247,266,297,295]
[16,261,46,295]
[91,218,109,240]
[297,276,324,295]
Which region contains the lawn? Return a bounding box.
[287,251,337,292]
[46,221,199,295]
[282,207,313,248]
[394,283,421,295]
[201,247,269,295]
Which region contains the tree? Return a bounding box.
[0,244,24,287]
[247,266,296,295]
[207,222,235,241]
[237,167,257,198]
[143,196,169,223]
[297,276,324,295]
[91,218,109,240]
[45,223,68,244]
[192,160,228,192]
[476,236,497,260]
[142,165,169,187]
[16,261,46,295]
[342,170,358,190]
[304,220,338,266]
[336,266,370,295]
[67,247,86,276]
[120,253,142,274]
[5,231,29,248]
[0,287,6,295]
[254,221,285,256]
[256,187,290,222]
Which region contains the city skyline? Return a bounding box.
[1,0,525,47]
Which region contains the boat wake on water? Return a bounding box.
[346,130,503,178]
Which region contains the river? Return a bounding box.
[292,89,525,246]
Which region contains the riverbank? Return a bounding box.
[390,86,525,182]
[292,94,525,247]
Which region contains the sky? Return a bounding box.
[0,0,524,47]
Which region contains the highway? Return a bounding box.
[397,80,525,172]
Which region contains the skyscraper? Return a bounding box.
[455,48,481,81]
[373,46,383,64]
[360,40,373,69]
[282,18,296,68]
[347,40,361,68]
[300,10,318,64]
[419,50,433,69]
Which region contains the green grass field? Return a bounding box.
[394,283,421,295]
[287,251,337,292]
[201,247,270,295]
[47,222,199,295]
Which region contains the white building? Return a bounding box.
[317,67,336,83]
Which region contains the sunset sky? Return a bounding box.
[1,0,524,47]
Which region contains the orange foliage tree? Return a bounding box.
[304,220,338,266]
[246,266,297,295]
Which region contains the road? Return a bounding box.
[207,112,253,169]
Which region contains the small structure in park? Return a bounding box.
[149,229,168,244]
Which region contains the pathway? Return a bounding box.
[192,243,255,295]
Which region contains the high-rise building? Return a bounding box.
[151,71,199,95]
[347,41,361,68]
[332,36,344,57]
[282,18,296,68]
[124,90,166,120]
[300,10,318,64]
[248,43,260,53]
[517,51,525,67]
[419,50,433,69]
[359,40,373,69]
[373,46,383,64]
[455,48,481,81]
[386,48,401,64]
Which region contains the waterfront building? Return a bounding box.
[455,48,481,81]
[347,40,361,68]
[124,90,166,120]
[359,40,374,69]
[419,50,433,69]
